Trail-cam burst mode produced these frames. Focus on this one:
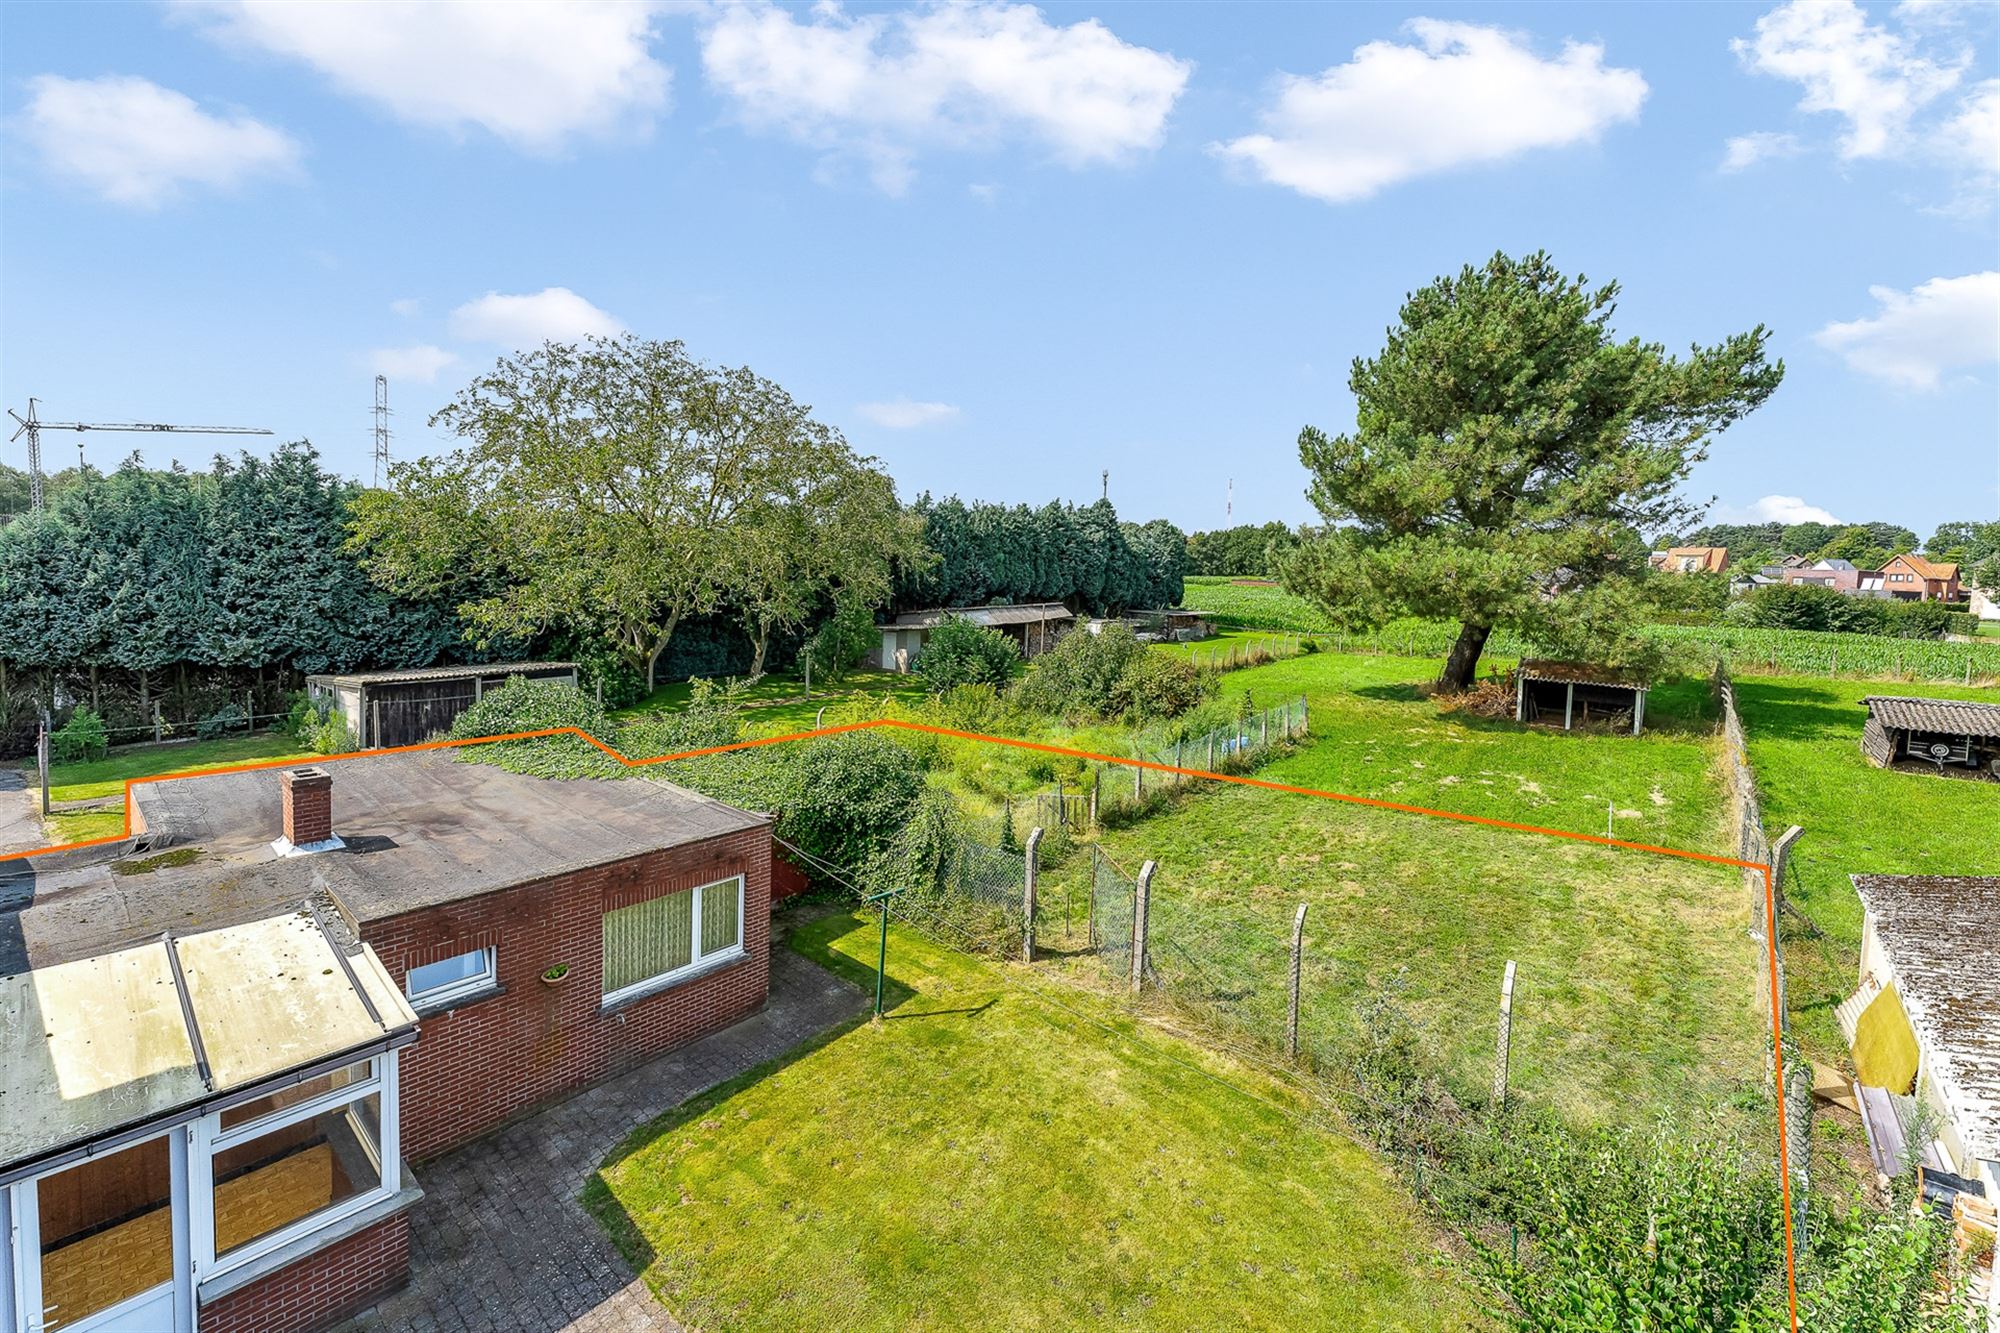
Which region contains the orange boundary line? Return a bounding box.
[4,717,1802,1329]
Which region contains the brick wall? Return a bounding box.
[365,825,773,1160]
[201,1211,409,1333]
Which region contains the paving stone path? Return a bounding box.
[344,942,867,1333]
[0,769,41,855]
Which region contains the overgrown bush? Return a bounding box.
[1109,651,1207,722]
[784,732,928,871]
[619,678,743,758]
[805,596,880,685]
[447,677,619,777]
[915,617,1021,692]
[52,708,109,764]
[1739,583,1955,638]
[933,682,1011,734]
[1013,624,1141,720]
[195,702,246,741]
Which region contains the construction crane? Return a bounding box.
[7,398,274,511]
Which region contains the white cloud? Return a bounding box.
[857,398,960,429]
[698,1,1191,193]
[1717,495,1843,526]
[1813,272,2000,390]
[16,73,300,208]
[177,0,670,153]
[369,344,458,383]
[1942,78,1999,171]
[389,297,422,317]
[1721,130,1802,171]
[1215,19,1647,204]
[448,288,625,346]
[1731,0,1962,160]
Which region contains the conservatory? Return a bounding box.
[0,911,418,1333]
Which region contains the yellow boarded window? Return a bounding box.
[1853,984,1920,1095]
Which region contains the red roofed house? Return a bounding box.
[1880,553,1962,602]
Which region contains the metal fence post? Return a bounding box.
[1493,960,1517,1109]
[1131,861,1156,993]
[1287,903,1308,1058]
[1023,828,1044,963]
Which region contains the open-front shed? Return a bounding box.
[1862,696,2000,776]
[1514,659,1649,735]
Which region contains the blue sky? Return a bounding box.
[3,1,1996,540]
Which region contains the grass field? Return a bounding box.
[614,667,927,730]
[586,910,1480,1333]
[1042,652,1765,1128]
[1731,674,2000,1058]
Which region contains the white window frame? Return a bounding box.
[404,946,496,1008]
[601,875,746,1009]
[189,1052,401,1283]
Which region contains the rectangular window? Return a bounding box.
[405,947,494,1006]
[218,1059,368,1133]
[602,876,744,1004]
[210,1092,382,1260]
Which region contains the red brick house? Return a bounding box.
[0,752,773,1333]
[1880,553,1962,602]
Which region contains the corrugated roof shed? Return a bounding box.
[1863,696,2000,739]
[1852,875,2000,1159]
[308,661,575,688]
[890,603,1075,629]
[1517,659,1649,687]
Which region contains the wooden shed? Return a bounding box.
[1861,696,2000,775]
[307,661,578,749]
[872,603,1075,672]
[1514,660,1649,735]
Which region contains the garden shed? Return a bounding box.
[872,604,1074,672]
[306,662,577,749]
[1514,660,1649,735]
[1861,696,2000,776]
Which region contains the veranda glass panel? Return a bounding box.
[700,878,741,958]
[211,1093,382,1258]
[218,1059,369,1132]
[38,1136,173,1329]
[602,892,693,995]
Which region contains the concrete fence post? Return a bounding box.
[1055,777,1065,829]
[1493,959,1517,1109]
[1023,828,1044,963]
[153,701,164,744]
[1206,733,1215,771]
[1770,825,1803,925]
[1260,710,1268,748]
[1131,860,1156,993]
[371,700,382,750]
[1090,769,1100,827]
[1287,902,1309,1058]
[1133,757,1143,801]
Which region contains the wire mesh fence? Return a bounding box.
[1088,844,1137,972]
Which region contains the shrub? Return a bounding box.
[805,596,880,685]
[916,617,1021,692]
[51,708,109,764]
[1013,624,1142,720]
[784,732,928,871]
[933,682,1010,734]
[1947,610,1981,637]
[195,702,246,741]
[618,678,743,758]
[447,677,619,778]
[1109,651,1207,722]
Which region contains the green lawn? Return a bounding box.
[614,667,926,730]
[1731,674,2000,1058]
[586,911,1480,1332]
[1042,651,1764,1129]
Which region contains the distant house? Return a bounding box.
[1783,558,1864,591]
[1971,587,2000,622]
[1839,875,2000,1320]
[0,752,773,1332]
[1860,695,2000,775]
[872,603,1075,672]
[1880,553,1962,602]
[1514,660,1649,734]
[1648,545,1729,574]
[307,661,579,749]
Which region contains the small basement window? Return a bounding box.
[405,948,495,1006]
[602,876,745,1006]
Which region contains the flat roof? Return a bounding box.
[1853,875,2000,1159]
[1863,696,2000,739]
[1,906,416,1178]
[307,661,576,688]
[889,603,1075,628]
[0,749,768,971]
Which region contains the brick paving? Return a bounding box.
[343,942,867,1333]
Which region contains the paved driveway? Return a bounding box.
[345,943,868,1333]
[0,768,42,855]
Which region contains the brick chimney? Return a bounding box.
[278,767,336,852]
